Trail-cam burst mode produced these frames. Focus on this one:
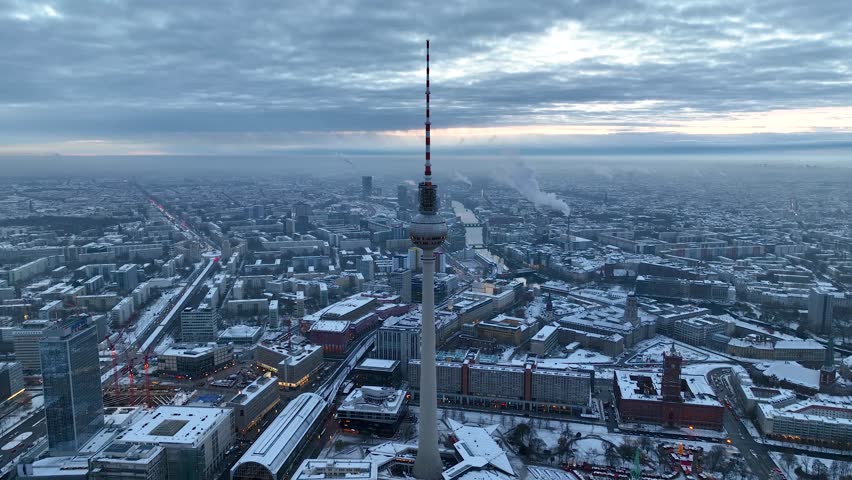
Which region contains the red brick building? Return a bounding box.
[614,345,724,430]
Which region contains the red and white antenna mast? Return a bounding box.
[425,39,432,185]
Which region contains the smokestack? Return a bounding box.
[410,39,447,480]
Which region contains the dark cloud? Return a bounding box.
[0,0,850,154]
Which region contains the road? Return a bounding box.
[707,368,777,478]
[0,408,46,471]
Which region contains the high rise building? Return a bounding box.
[115,264,139,293]
[389,268,412,304]
[398,184,410,208]
[808,288,834,333]
[408,247,421,272]
[409,39,447,480]
[180,306,220,343]
[0,362,24,401]
[13,319,51,373]
[362,176,373,199]
[39,316,104,455]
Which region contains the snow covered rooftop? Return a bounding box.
[228,375,277,406]
[613,370,721,407]
[118,406,231,447]
[338,386,406,415]
[232,393,326,476]
[760,362,820,389]
[311,320,350,333]
[444,419,514,480]
[292,459,377,480]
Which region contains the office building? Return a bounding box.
[227,376,280,437]
[0,362,24,401]
[115,264,139,293]
[337,386,408,436]
[397,184,410,208]
[255,341,324,388]
[671,315,730,347]
[180,306,219,343]
[118,406,234,480]
[13,319,51,373]
[756,396,852,450]
[529,324,558,356]
[90,443,167,480]
[408,358,592,413]
[158,343,234,379]
[361,176,373,199]
[388,268,412,304]
[40,316,105,455]
[807,288,834,333]
[475,315,537,346]
[292,460,377,480]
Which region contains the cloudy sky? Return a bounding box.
[1,0,851,158]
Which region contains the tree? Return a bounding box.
[617,440,637,463]
[639,435,654,453]
[557,435,572,463]
[510,422,531,449]
[704,445,726,472]
[781,451,797,472]
[812,460,828,479]
[605,443,620,467]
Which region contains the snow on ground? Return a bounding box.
[628,338,730,365]
[770,452,852,479]
[528,466,578,480]
[1,431,32,451]
[0,393,44,438]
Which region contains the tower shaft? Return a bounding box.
[413,250,441,479]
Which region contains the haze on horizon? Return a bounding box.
[1,0,851,163]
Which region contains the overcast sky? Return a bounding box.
[1,0,851,158]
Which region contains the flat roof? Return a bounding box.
[228,376,278,406]
[356,358,399,372]
[292,459,377,480]
[160,343,224,358]
[338,387,406,415]
[118,406,231,447]
[220,324,262,338]
[311,320,350,333]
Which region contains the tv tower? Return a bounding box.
[410,39,447,480]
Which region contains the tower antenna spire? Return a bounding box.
[425,39,432,183]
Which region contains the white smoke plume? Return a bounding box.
[403,179,417,187]
[453,171,473,186]
[494,160,570,216]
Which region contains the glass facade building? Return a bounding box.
[39,317,104,455]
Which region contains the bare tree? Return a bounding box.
[781,451,797,472]
[705,445,726,472]
[605,443,620,467]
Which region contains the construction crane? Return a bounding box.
[143,348,153,408]
[126,351,135,406]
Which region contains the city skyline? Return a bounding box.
[1,1,851,158]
